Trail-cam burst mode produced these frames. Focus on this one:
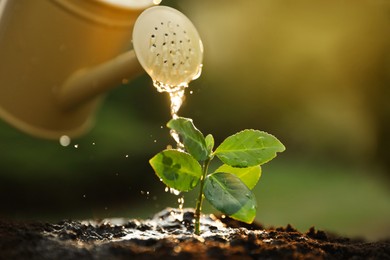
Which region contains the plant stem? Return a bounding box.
[194,158,211,235]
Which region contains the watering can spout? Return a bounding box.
[58,50,143,110]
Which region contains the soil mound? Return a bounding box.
[0,208,389,259]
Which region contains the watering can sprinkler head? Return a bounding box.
[0,1,202,140]
[132,6,204,89]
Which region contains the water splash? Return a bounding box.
[86,208,258,241]
[178,196,185,210]
[165,186,181,196]
[153,80,187,149]
[153,80,186,119]
[170,129,184,151]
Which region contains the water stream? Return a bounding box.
[153,67,201,210]
[153,80,187,153]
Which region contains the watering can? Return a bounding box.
[0,0,159,139]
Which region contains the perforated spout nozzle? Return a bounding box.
[132,6,204,87]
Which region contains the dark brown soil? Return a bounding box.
[0,208,389,259]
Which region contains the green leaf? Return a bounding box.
[149,149,202,192]
[230,196,257,224]
[205,134,214,154]
[214,129,285,167]
[167,117,209,161]
[204,172,256,223]
[215,164,261,190]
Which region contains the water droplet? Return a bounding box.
[59,135,71,147]
[125,154,129,158]
[74,144,79,148]
[256,137,264,145]
[178,196,185,210]
[168,187,181,196]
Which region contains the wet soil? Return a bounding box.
[0,208,389,259]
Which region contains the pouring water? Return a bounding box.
[133,6,203,148]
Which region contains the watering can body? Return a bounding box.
[0,0,156,139]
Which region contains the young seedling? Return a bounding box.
[149,117,285,235]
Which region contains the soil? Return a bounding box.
[0,208,389,260]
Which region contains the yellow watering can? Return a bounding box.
[0,0,203,140]
[0,0,159,139]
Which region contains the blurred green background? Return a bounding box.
[0,0,389,241]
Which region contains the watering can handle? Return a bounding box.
[57,50,143,110]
